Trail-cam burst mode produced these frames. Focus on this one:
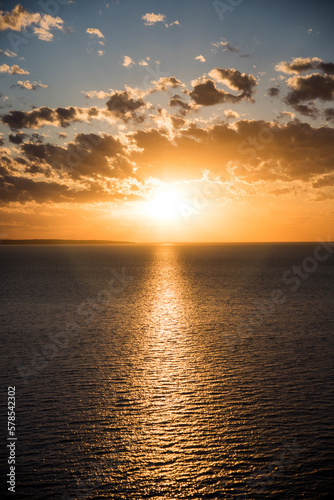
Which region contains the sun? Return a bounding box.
[144,186,184,223]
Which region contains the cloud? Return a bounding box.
[312,174,334,188]
[324,108,334,122]
[285,74,334,106]
[150,107,186,132]
[142,12,165,25]
[13,80,48,90]
[0,4,40,31]
[211,40,239,52]
[167,20,180,27]
[1,106,100,129]
[1,118,334,205]
[0,64,29,74]
[105,90,147,122]
[139,59,148,66]
[268,87,280,97]
[279,111,295,120]
[0,49,17,57]
[86,28,104,38]
[0,152,138,204]
[97,50,104,56]
[122,56,135,67]
[0,168,141,204]
[8,132,27,144]
[224,109,240,119]
[291,104,318,119]
[0,4,64,41]
[276,57,334,75]
[151,76,184,93]
[8,131,41,145]
[0,170,79,204]
[127,120,334,185]
[189,79,239,106]
[188,68,257,107]
[83,90,111,99]
[195,55,206,63]
[168,95,195,115]
[209,68,258,98]
[19,132,134,182]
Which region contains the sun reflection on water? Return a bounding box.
[118,245,230,493]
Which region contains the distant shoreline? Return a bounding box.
[0,239,135,245]
[0,240,328,246]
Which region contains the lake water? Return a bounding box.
[1,243,333,499]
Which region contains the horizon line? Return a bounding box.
[0,239,332,245]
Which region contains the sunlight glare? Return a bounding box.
[144,187,183,223]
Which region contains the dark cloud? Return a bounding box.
[25,163,48,175]
[0,130,141,204]
[9,132,27,144]
[209,68,257,98]
[189,67,257,107]
[1,106,99,130]
[189,79,239,106]
[0,167,135,205]
[0,161,141,204]
[15,156,28,165]
[324,108,334,122]
[30,132,43,143]
[285,74,334,109]
[170,115,186,129]
[318,62,334,75]
[268,87,280,97]
[168,95,194,115]
[276,57,334,75]
[0,172,71,204]
[106,90,147,122]
[292,104,318,119]
[20,132,134,181]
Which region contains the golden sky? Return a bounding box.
[0,0,333,241]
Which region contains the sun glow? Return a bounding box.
[144,186,184,222]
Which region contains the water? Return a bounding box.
[1,243,333,499]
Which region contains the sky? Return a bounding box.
[0,0,333,242]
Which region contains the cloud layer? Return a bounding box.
[0,4,64,41]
